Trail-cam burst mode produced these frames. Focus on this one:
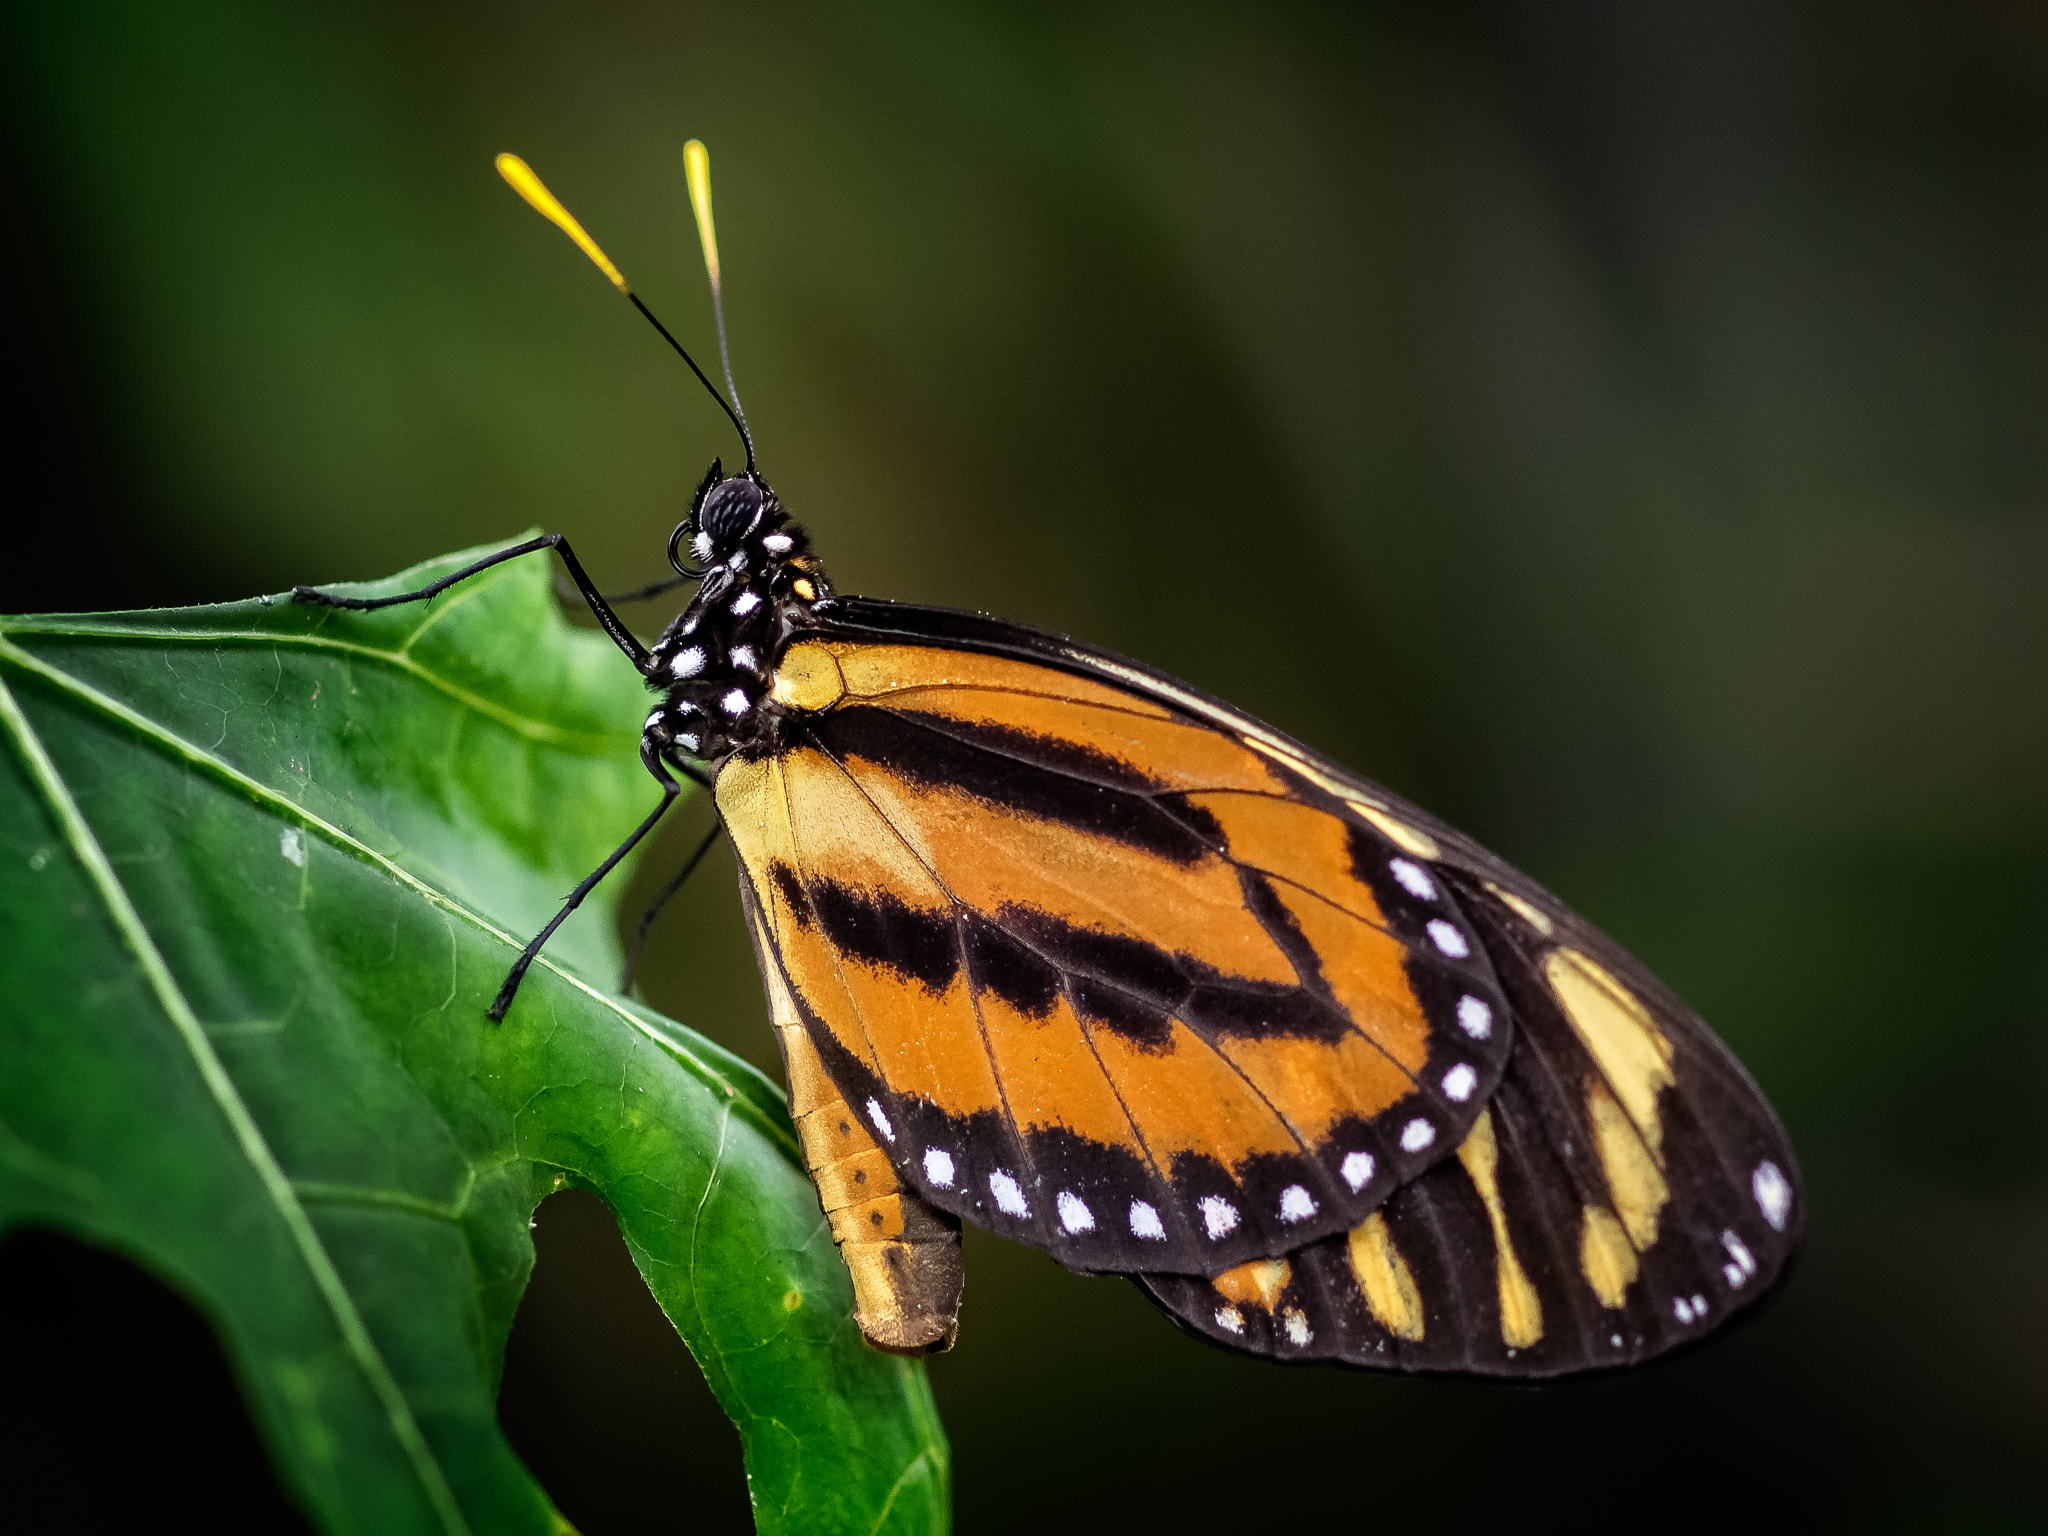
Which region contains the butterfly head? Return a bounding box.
[641,463,834,766]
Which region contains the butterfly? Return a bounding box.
[297,146,1801,1379]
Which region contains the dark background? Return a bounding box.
[4,2,2045,1530]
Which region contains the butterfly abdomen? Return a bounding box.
[748,893,963,1355]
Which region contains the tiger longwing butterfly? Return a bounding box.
[295,146,1800,1378]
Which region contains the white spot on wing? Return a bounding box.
[1278,1185,1317,1223]
[1442,1063,1478,1102]
[1456,995,1493,1039]
[1281,1308,1312,1347]
[865,1098,894,1142]
[1426,919,1470,958]
[279,828,304,867]
[731,589,761,615]
[1722,1230,1756,1281]
[671,646,706,678]
[1341,1151,1375,1191]
[923,1148,955,1188]
[1673,1296,1695,1324]
[1199,1196,1239,1239]
[1753,1161,1792,1231]
[989,1169,1028,1217]
[1399,1119,1436,1153]
[1056,1191,1095,1233]
[1215,1304,1245,1334]
[1389,858,1436,900]
[1129,1200,1165,1239]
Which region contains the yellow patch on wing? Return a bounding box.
[821,641,1177,719]
[841,763,1296,988]
[1587,1078,1670,1249]
[1579,1204,1639,1309]
[887,688,1286,794]
[1347,800,1441,860]
[1090,1019,1300,1165]
[1213,1257,1292,1312]
[771,641,846,711]
[1545,947,1675,1152]
[1348,1212,1426,1340]
[1484,881,1556,937]
[1455,1109,1544,1349]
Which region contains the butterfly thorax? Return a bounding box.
[641,473,833,766]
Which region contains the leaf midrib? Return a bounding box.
[0,600,633,753]
[0,635,796,1162]
[0,668,475,1536]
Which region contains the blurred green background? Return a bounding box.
[4,1,2045,1530]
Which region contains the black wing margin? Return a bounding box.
[1136,874,1802,1378]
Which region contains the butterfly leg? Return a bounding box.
[487,744,683,1021]
[619,820,726,992]
[294,533,653,672]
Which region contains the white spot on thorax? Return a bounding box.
[1199,1196,1239,1239]
[1456,995,1493,1038]
[865,1098,894,1142]
[1426,919,1470,958]
[731,589,761,615]
[989,1169,1029,1217]
[720,688,750,716]
[761,532,793,554]
[1215,1304,1246,1334]
[670,646,706,679]
[1281,1308,1312,1346]
[1752,1161,1792,1231]
[728,644,757,670]
[1441,1063,1478,1102]
[1128,1200,1165,1240]
[1400,1118,1436,1153]
[923,1147,955,1187]
[678,732,700,753]
[1057,1191,1095,1233]
[1278,1185,1317,1223]
[1390,858,1436,899]
[1341,1151,1375,1191]
[279,828,304,867]
[691,530,713,563]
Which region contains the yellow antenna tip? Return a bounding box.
[495,152,632,294]
[683,140,721,288]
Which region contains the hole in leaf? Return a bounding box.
[0,1227,312,1531]
[497,1188,750,1534]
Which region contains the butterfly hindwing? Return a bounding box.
[716,605,1519,1275]
[1137,872,1802,1377]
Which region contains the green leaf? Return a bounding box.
[0,542,948,1536]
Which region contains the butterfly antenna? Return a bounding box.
[495,152,751,469]
[683,140,754,472]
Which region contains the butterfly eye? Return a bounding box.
[699,477,764,545]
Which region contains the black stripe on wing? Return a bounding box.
[1135,876,1802,1378]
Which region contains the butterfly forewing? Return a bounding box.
[1138,873,1802,1376]
[717,614,1518,1275]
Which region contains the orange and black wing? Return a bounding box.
[715,599,1518,1276]
[1138,872,1802,1378]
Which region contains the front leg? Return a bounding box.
[295,532,653,673]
